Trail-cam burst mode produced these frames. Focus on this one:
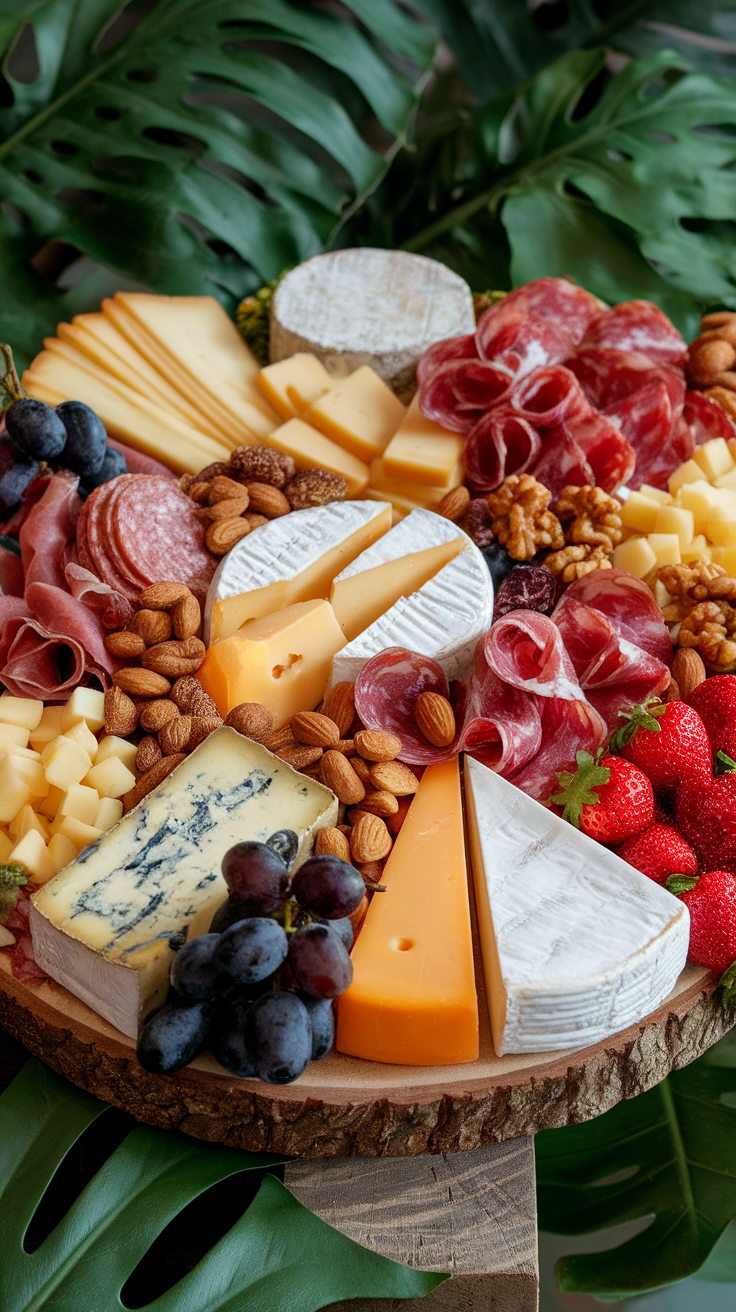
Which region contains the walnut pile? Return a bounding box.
[487,474,565,560]
[555,485,623,553]
[544,544,613,584]
[678,600,736,672]
[657,561,736,623]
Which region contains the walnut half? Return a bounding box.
[487,474,565,560]
[555,485,623,554]
[678,599,736,672]
[545,544,613,584]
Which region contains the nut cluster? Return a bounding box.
[686,312,736,424]
[678,600,736,672]
[656,561,736,623]
[487,474,565,560]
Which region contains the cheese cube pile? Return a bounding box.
[613,438,736,577]
[0,688,133,887]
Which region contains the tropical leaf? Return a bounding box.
[535,1026,736,1298]
[0,0,436,366]
[0,1059,445,1312]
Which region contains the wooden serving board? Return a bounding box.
[0,953,731,1158]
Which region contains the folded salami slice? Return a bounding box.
[509,695,606,802]
[530,428,594,499]
[485,610,587,702]
[578,300,687,371]
[558,569,673,667]
[416,333,478,388]
[80,480,140,603]
[568,348,685,416]
[464,408,541,491]
[683,391,735,446]
[419,358,516,433]
[461,666,543,776]
[476,279,601,370]
[510,365,580,426]
[605,381,694,490]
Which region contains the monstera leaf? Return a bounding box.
[0,1059,444,1312]
[535,1027,736,1298]
[0,0,435,365]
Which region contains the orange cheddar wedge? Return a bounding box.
[336,757,478,1065]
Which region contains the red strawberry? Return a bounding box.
[618,823,698,885]
[610,698,712,791]
[674,772,736,873]
[687,675,736,765]
[676,869,736,973]
[550,750,654,844]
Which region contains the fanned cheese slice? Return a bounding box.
[464,757,690,1056]
[256,353,334,421]
[330,509,493,682]
[204,500,392,644]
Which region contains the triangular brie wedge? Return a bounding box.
[464,756,690,1055]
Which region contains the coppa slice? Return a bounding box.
[204,500,391,645]
[30,729,338,1038]
[336,757,478,1065]
[464,757,689,1055]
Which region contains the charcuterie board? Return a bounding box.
[0,953,730,1158]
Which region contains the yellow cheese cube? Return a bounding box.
[681,535,711,563]
[305,366,406,463]
[37,784,64,820]
[83,756,136,799]
[381,396,465,489]
[621,491,662,535]
[711,546,736,571]
[54,816,104,848]
[93,735,138,771]
[679,481,725,535]
[0,753,48,819]
[654,504,694,547]
[9,829,56,884]
[646,533,681,567]
[612,537,658,579]
[668,459,707,494]
[63,719,99,759]
[93,796,123,831]
[60,687,106,733]
[48,832,79,874]
[28,705,64,751]
[42,736,94,790]
[0,722,30,749]
[638,484,672,505]
[706,507,736,546]
[0,829,13,862]
[0,694,44,731]
[9,804,48,844]
[256,354,334,421]
[268,418,369,496]
[693,437,736,481]
[57,783,100,826]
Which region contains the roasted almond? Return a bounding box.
[337,823,353,840]
[208,475,249,505]
[199,494,249,522]
[264,723,299,753]
[688,337,736,386]
[351,757,372,787]
[354,728,402,762]
[277,743,323,770]
[333,738,355,756]
[369,760,419,796]
[350,813,392,863]
[226,701,276,743]
[436,485,471,522]
[671,647,707,697]
[244,482,290,518]
[159,715,193,755]
[172,593,201,641]
[104,685,139,736]
[188,480,212,503]
[666,677,681,703]
[140,699,180,732]
[113,667,171,698]
[242,512,268,531]
[104,630,146,659]
[356,861,386,887]
[135,736,162,776]
[141,637,206,677]
[206,517,252,555]
[171,676,219,718]
[321,682,355,737]
[314,827,351,862]
[138,582,192,611]
[290,711,340,748]
[414,691,456,747]
[360,789,399,817]
[320,750,366,806]
[188,714,224,751]
[129,609,172,646]
[124,754,186,811]
[386,795,412,835]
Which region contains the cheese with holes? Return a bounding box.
[30,729,337,1037]
[330,509,492,680]
[256,353,334,421]
[198,600,345,725]
[267,418,370,496]
[382,396,465,488]
[204,501,391,644]
[330,508,465,642]
[464,757,689,1055]
[305,366,406,463]
[336,758,478,1065]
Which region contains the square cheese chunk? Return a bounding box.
[42,736,93,790]
[83,756,137,799]
[94,735,138,771]
[381,396,465,488]
[57,784,100,826]
[0,723,30,750]
[0,694,44,731]
[305,366,406,462]
[10,829,56,884]
[93,797,123,831]
[30,729,338,1037]
[694,437,735,481]
[61,687,106,733]
[29,705,64,752]
[267,419,370,497]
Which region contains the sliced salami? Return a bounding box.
[105,474,152,590]
[461,648,542,776]
[683,391,735,446]
[81,480,140,603]
[354,647,459,765]
[476,279,601,369]
[464,408,541,491]
[556,569,673,667]
[112,477,215,598]
[508,695,606,802]
[578,300,687,371]
[510,365,580,426]
[485,610,587,702]
[419,358,515,433]
[530,429,594,499]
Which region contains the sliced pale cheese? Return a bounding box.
[381,395,465,489]
[367,458,460,504]
[205,500,391,644]
[266,418,370,496]
[464,757,689,1056]
[30,729,337,1038]
[330,508,466,642]
[256,353,334,421]
[198,599,345,726]
[336,758,478,1065]
[305,366,406,463]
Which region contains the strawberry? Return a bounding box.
[674,771,736,873]
[609,697,712,791]
[550,750,654,844]
[618,823,698,885]
[687,674,736,764]
[671,869,736,974]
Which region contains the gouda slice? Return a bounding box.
[266,418,370,496]
[305,365,406,462]
[256,354,334,421]
[381,395,465,488]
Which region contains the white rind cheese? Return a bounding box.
[464,757,689,1056]
[30,729,337,1038]
[270,250,476,401]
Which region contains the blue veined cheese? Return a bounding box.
[29,729,337,1038]
[464,757,689,1056]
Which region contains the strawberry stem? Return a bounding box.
[549,749,611,829]
[665,874,699,895]
[609,697,665,753]
[715,750,736,776]
[719,961,736,1009]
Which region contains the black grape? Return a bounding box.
[169,933,222,999]
[5,398,66,461]
[245,991,312,1084]
[290,855,365,920]
[266,828,298,870]
[55,400,107,477]
[300,996,335,1060]
[315,916,353,951]
[209,892,250,934]
[0,454,40,515]
[209,995,256,1076]
[221,840,289,914]
[137,994,215,1073]
[214,916,288,984]
[82,444,126,490]
[288,923,353,999]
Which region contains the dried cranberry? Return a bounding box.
[460,497,494,548]
[493,565,556,620]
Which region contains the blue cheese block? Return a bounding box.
[29,728,338,1038]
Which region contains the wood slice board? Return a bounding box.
[1,953,732,1157]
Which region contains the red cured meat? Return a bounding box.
[419,358,516,433]
[0,581,115,700]
[112,477,215,600]
[511,365,581,426]
[510,367,635,492]
[578,301,687,371]
[530,429,594,500]
[19,471,81,591]
[354,648,460,765]
[558,569,673,666]
[0,546,23,597]
[105,475,152,589]
[0,474,52,537]
[416,334,478,389]
[106,437,177,478]
[476,279,601,371]
[4,890,46,982]
[509,695,606,803]
[65,563,135,631]
[683,391,735,446]
[485,610,588,702]
[568,348,685,415]
[566,409,635,492]
[81,480,140,603]
[464,408,541,491]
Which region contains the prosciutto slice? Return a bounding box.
[484,610,588,702]
[0,581,116,700]
[65,563,135,631]
[509,696,606,802]
[560,569,673,666]
[0,545,23,597]
[19,471,81,591]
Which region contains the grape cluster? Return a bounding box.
[1,393,126,515]
[136,831,365,1084]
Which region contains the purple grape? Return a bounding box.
[137,994,215,1073]
[214,916,288,984]
[169,933,221,999]
[82,444,126,490]
[493,564,556,620]
[209,892,250,934]
[290,855,365,920]
[300,995,335,1060]
[288,923,353,999]
[210,995,256,1076]
[245,991,312,1084]
[221,841,289,914]
[0,450,40,514]
[56,400,107,477]
[315,916,353,951]
[5,398,66,461]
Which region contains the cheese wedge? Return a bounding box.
[204,501,391,644]
[464,757,689,1055]
[198,599,346,726]
[256,353,334,421]
[330,509,466,641]
[305,366,406,463]
[382,395,465,489]
[336,758,478,1065]
[267,418,370,496]
[30,730,337,1038]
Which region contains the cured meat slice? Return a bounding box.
[0,581,115,700]
[566,409,635,493]
[558,569,673,667]
[530,429,594,499]
[105,474,151,589]
[112,477,215,599]
[510,367,635,492]
[578,301,687,371]
[683,391,735,446]
[19,472,81,592]
[65,563,135,630]
[0,545,23,597]
[510,365,580,426]
[419,358,516,433]
[106,437,176,478]
[508,695,605,803]
[485,610,587,702]
[80,480,139,603]
[476,279,601,370]
[354,647,459,765]
[568,348,685,416]
[464,408,541,491]
[416,333,477,389]
[605,381,693,490]
[461,646,542,776]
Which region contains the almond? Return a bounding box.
[321,682,355,737]
[436,485,471,522]
[276,743,323,770]
[242,512,268,531]
[104,685,139,736]
[360,789,399,817]
[188,480,212,503]
[414,691,456,747]
[290,711,340,748]
[172,593,201,641]
[315,827,351,862]
[351,757,372,787]
[199,494,249,523]
[188,714,224,751]
[206,518,252,555]
[113,667,171,698]
[350,813,392,863]
[226,702,276,742]
[320,750,366,805]
[208,475,249,505]
[171,676,219,718]
[333,738,355,756]
[245,482,291,518]
[104,630,146,659]
[138,582,192,611]
[129,609,172,645]
[141,637,206,677]
[369,760,419,796]
[354,728,402,762]
[135,736,162,776]
[264,725,299,753]
[337,823,352,839]
[688,338,736,386]
[140,699,180,732]
[356,863,385,890]
[124,754,186,811]
[159,715,193,755]
[666,677,681,703]
[386,795,412,835]
[671,647,707,697]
